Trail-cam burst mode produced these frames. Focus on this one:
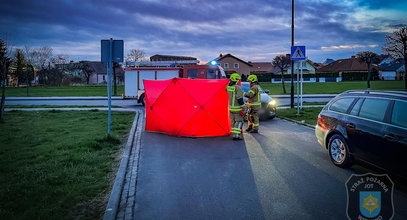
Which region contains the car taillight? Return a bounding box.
[317,115,327,129]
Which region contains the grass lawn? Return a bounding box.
[5,85,124,97]
[261,80,404,95]
[277,107,323,125]
[279,102,327,107]
[0,110,135,219]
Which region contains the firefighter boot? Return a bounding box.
[233,133,243,141]
[245,125,253,132]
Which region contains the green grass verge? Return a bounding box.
[5,85,124,97]
[261,81,404,95]
[0,110,135,219]
[5,105,122,108]
[277,107,323,125]
[279,102,328,107]
[6,81,404,97]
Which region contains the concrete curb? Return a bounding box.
[103,111,142,220]
[277,116,316,129]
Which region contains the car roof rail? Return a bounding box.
[342,89,407,98]
[342,90,369,94]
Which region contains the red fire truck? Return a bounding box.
[123,61,226,105]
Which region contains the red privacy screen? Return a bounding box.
[144,78,231,137]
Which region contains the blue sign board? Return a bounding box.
[101,39,124,65]
[291,46,306,60]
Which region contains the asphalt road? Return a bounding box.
[4,98,138,107]
[135,118,407,220]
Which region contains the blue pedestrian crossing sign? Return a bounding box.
[291,46,306,60]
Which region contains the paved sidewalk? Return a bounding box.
[103,111,144,220]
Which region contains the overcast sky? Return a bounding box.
[1,0,406,63]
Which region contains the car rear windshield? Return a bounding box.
[391,100,407,128]
[329,98,355,113]
[358,98,390,122]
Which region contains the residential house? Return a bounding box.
[317,56,381,80]
[378,59,405,80]
[249,62,274,75]
[56,61,124,85]
[322,58,335,65]
[213,53,253,76]
[87,61,108,84]
[271,59,318,75]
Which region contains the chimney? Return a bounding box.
[219,54,223,57]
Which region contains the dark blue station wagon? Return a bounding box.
[315,90,407,177]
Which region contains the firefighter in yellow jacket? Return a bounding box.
[245,74,261,133]
[227,73,245,140]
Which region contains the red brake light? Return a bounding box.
[318,115,327,129]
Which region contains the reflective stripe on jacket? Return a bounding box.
[246,84,261,106]
[227,85,244,111]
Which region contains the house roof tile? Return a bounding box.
[250,62,274,72]
[317,57,380,72]
[215,53,253,66]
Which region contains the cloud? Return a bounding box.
[0,0,406,63]
[320,44,378,51]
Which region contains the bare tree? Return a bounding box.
[272,54,291,94]
[51,54,69,65]
[78,61,95,84]
[126,49,146,62]
[23,46,36,86]
[30,46,53,84]
[383,26,407,89]
[36,46,53,69]
[0,39,12,123]
[356,51,380,89]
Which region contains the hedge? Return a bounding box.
[341,71,379,81]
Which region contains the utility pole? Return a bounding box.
[290,0,295,108]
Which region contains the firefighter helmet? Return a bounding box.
[247,74,258,82]
[229,73,241,82]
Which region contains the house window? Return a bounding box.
[224,63,229,69]
[103,75,105,81]
[234,63,239,69]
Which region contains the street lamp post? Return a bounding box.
[290,0,295,108]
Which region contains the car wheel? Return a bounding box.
[140,93,145,106]
[328,134,352,168]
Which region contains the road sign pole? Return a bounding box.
[296,61,300,115]
[300,60,303,109]
[107,38,113,135]
[101,38,123,136]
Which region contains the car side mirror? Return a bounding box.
[265,89,270,94]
